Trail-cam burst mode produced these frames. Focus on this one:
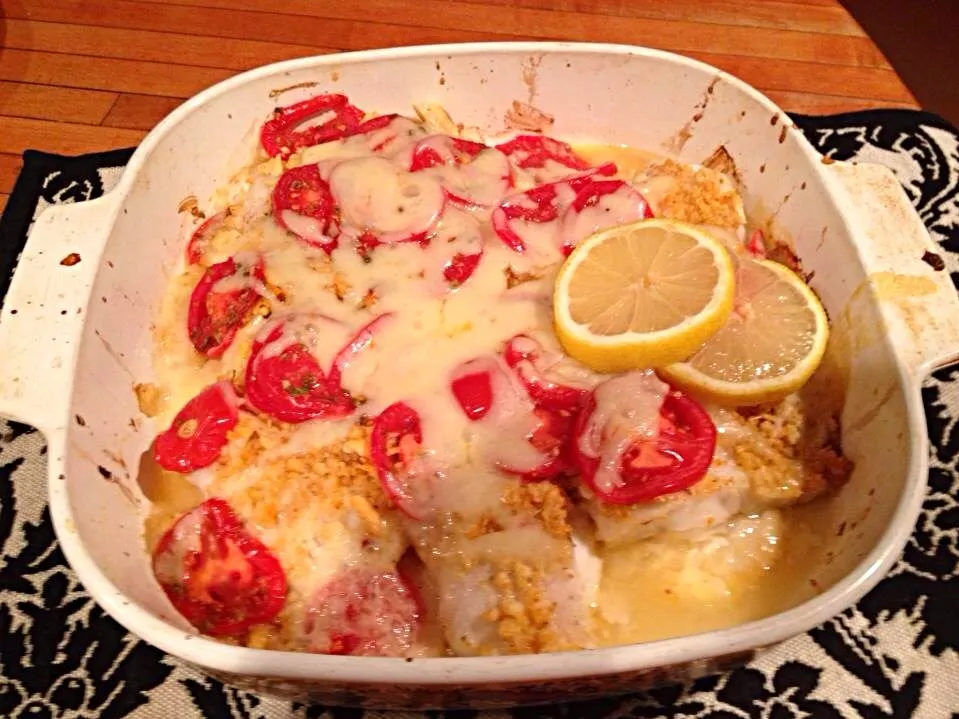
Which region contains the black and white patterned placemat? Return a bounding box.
[1,111,958,718]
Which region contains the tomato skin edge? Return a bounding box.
[369,402,424,519]
[186,256,265,359]
[153,380,240,473]
[572,387,716,505]
[152,498,288,637]
[260,93,365,159]
[244,321,355,424]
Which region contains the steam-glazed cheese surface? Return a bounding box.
[143,95,852,657]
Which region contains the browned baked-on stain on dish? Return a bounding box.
[60,253,81,266]
[94,330,135,380]
[75,414,86,427]
[778,125,788,144]
[177,195,204,219]
[72,443,137,505]
[921,250,946,271]
[521,54,544,105]
[504,101,554,133]
[663,76,721,155]
[844,381,897,434]
[268,81,319,99]
[702,146,740,185]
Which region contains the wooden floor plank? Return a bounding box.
[450,0,867,36]
[142,0,889,68]
[0,81,117,125]
[2,19,335,72]
[0,155,24,194]
[13,0,887,70]
[0,117,146,157]
[101,95,183,131]
[7,0,515,52]
[763,90,917,115]
[0,49,232,98]
[695,52,916,104]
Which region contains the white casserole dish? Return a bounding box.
[0,42,957,710]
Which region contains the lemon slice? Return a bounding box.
[553,218,735,372]
[661,256,829,406]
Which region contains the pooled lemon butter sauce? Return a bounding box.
[145,108,846,654]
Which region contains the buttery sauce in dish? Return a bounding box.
[140,94,852,656]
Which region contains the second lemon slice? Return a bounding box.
[553,219,735,372]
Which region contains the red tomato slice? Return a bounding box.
[443,251,483,288]
[152,498,287,637]
[304,568,422,656]
[351,114,399,151]
[245,318,355,424]
[558,178,653,255]
[410,135,487,171]
[410,135,512,208]
[491,164,616,253]
[450,360,495,420]
[511,406,576,482]
[503,334,590,413]
[573,383,716,504]
[370,401,425,518]
[272,164,339,254]
[328,312,394,389]
[260,93,365,159]
[495,134,592,171]
[450,357,571,482]
[153,381,240,474]
[185,210,229,265]
[187,255,265,358]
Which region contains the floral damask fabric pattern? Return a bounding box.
[0,112,957,718]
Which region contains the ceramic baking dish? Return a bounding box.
[0,43,957,710]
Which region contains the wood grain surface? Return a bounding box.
[0,0,920,214]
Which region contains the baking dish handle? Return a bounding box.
[827,160,959,378]
[0,194,121,436]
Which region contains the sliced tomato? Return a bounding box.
[450,357,571,482]
[185,210,229,265]
[153,381,240,474]
[410,135,511,208]
[450,360,494,420]
[187,255,265,358]
[272,164,339,253]
[348,114,425,155]
[304,568,422,656]
[328,156,446,248]
[260,93,365,159]
[491,164,616,253]
[410,135,487,171]
[558,178,653,255]
[444,251,483,288]
[573,381,716,504]
[152,498,287,637]
[370,401,424,518]
[495,134,592,172]
[328,312,394,388]
[245,319,355,423]
[510,406,575,482]
[503,334,590,413]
